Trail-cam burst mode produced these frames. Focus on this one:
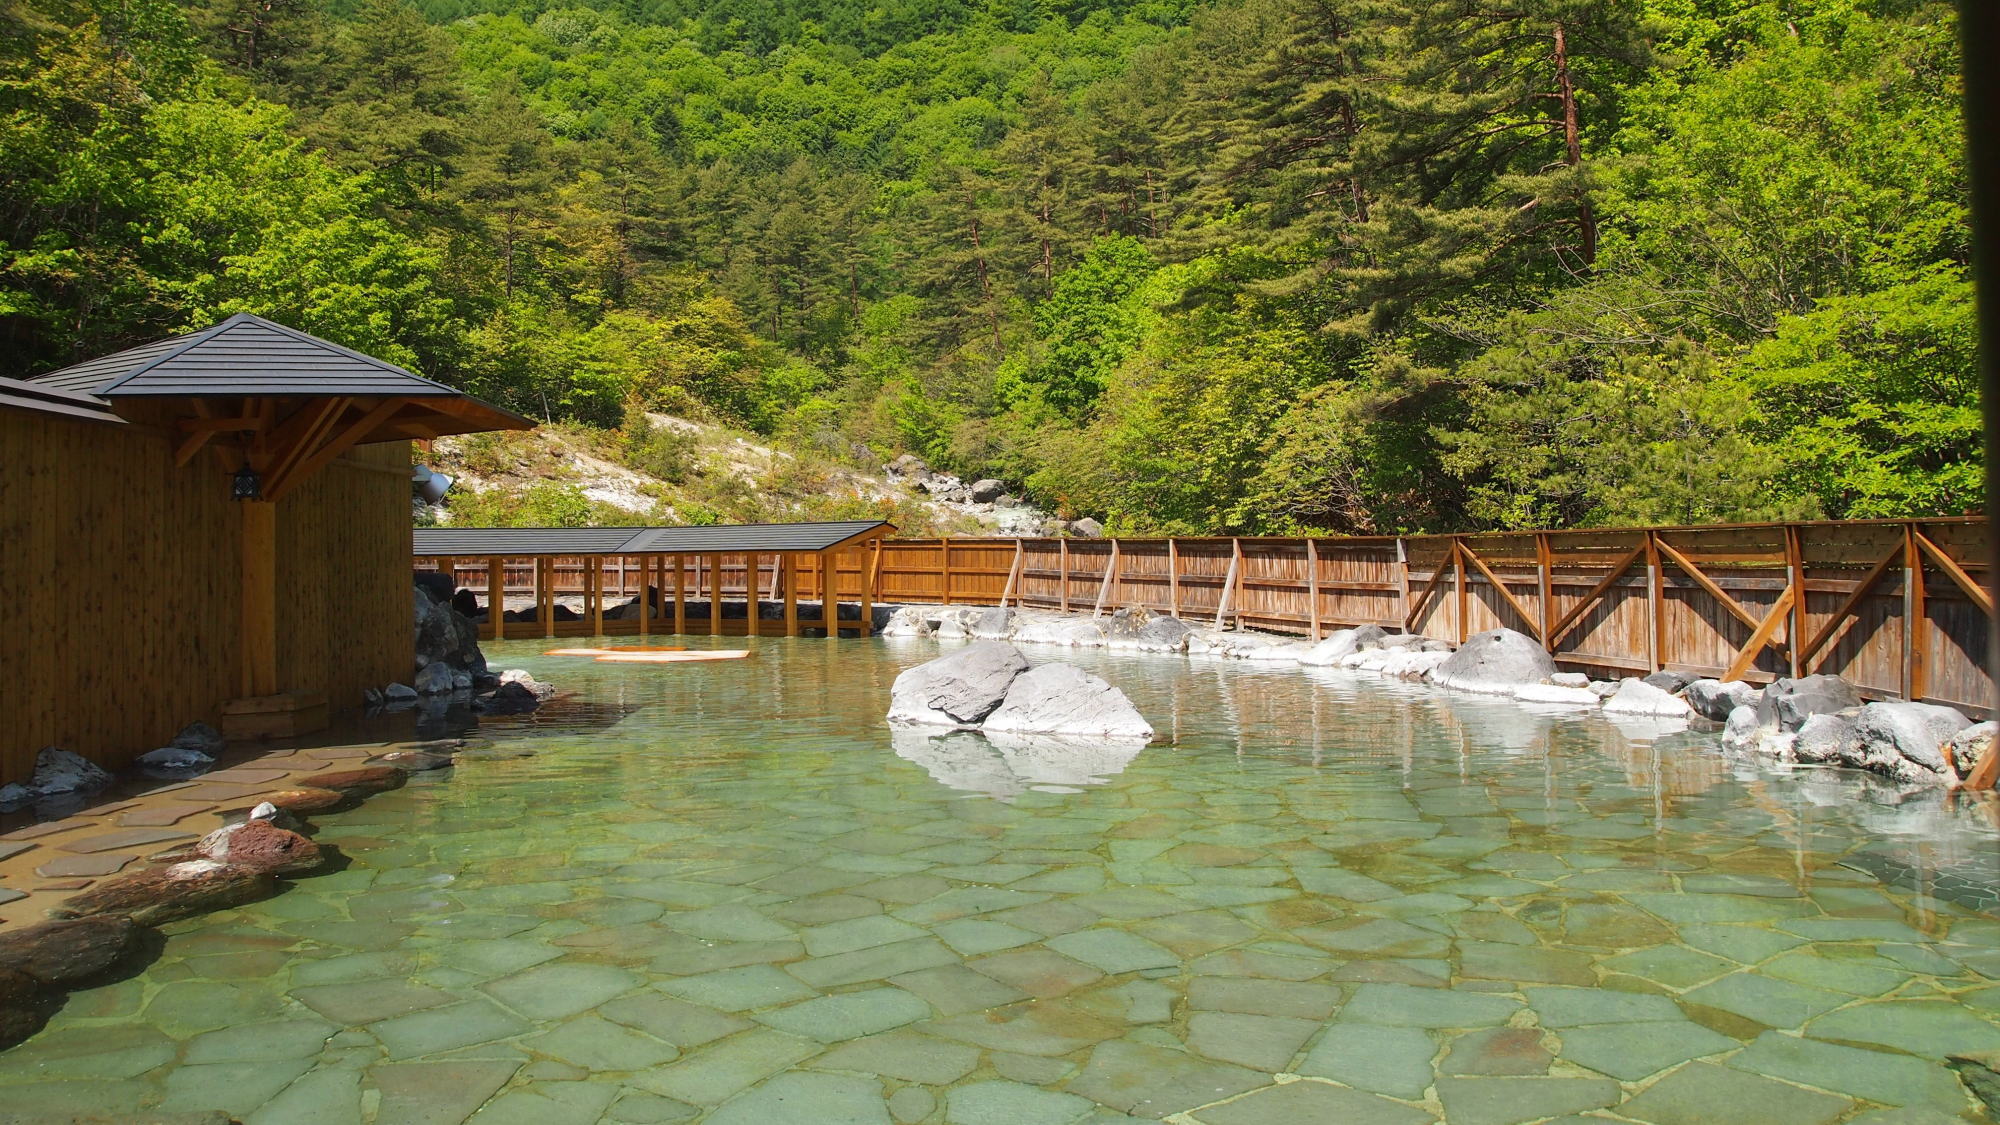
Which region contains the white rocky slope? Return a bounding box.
[423,415,1058,535]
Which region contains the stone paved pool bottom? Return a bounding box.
[2,636,1999,1124]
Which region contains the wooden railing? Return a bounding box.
[416,518,1991,715]
[868,520,1992,716]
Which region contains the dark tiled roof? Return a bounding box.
[413,520,892,556]
[0,377,125,424]
[31,314,469,398]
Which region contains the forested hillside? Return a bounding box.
[1,0,1973,533]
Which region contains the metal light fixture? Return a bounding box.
[412,465,454,504]
[232,461,263,501]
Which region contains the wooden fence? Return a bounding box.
[421,518,1992,716]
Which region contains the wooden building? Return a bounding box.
[412,521,894,639]
[0,315,527,785]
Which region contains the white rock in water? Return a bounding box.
[880,607,933,637]
[888,641,1031,728]
[0,783,31,806]
[249,801,280,821]
[1299,626,1386,667]
[382,683,419,702]
[983,663,1154,739]
[1514,683,1601,707]
[1601,679,1694,718]
[499,669,556,700]
[1549,673,1591,689]
[136,745,214,769]
[1428,629,1557,694]
[1721,704,1762,750]
[28,747,111,795]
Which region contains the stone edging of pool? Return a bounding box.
[0,738,477,1050]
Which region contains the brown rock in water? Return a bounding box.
[296,766,406,795]
[367,750,455,772]
[0,967,55,1050]
[50,861,275,926]
[0,915,147,987]
[196,821,324,876]
[258,786,350,813]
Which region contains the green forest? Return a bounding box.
[0,0,1975,533]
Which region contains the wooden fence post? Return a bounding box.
[1307,539,1321,640]
[487,556,504,641]
[940,538,953,605]
[1907,522,1927,701]
[1454,539,1468,644]
[1645,531,1663,672]
[1784,525,1805,677]
[1060,539,1070,613]
[1534,534,1553,645]
[1168,539,1180,618]
[1394,538,1411,633]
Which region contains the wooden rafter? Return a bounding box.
[1458,540,1543,642]
[265,397,408,502]
[1797,544,1903,671]
[1546,543,1646,647]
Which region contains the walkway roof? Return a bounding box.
[0,376,125,425]
[413,520,894,557]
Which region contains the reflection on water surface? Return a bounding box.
[3,635,1999,1123]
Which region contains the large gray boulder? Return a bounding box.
[1300,626,1389,667]
[1684,679,1759,723]
[1428,628,1557,695]
[413,660,456,696]
[1643,670,1695,694]
[1756,675,1861,732]
[983,663,1154,739]
[26,748,111,795]
[1721,705,1763,751]
[414,581,486,674]
[1793,712,1861,764]
[1133,616,1194,653]
[969,478,1007,503]
[1850,701,1972,780]
[970,607,1016,640]
[888,642,1032,728]
[1947,721,1997,778]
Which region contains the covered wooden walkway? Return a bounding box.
[412,520,893,639]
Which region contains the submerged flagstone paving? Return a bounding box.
[2,638,1999,1122]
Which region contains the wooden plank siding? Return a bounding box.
[3,414,412,785]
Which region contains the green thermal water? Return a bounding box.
[3,636,2000,1123]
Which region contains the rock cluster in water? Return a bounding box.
[884,607,1995,791]
[888,641,1154,740]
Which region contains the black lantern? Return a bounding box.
[231,462,263,501]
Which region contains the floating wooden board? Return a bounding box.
[592,651,752,664]
[543,646,688,656]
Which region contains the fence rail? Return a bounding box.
[419,518,1992,716]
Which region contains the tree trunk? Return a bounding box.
[1553,21,1596,265]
